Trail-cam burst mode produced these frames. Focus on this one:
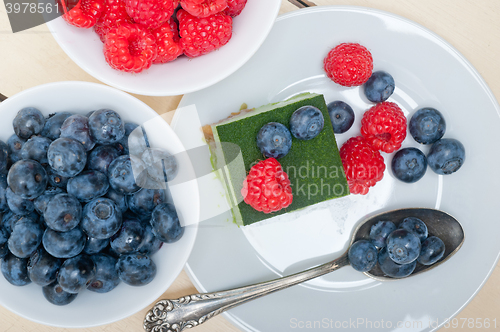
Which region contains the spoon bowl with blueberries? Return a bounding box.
[143,207,464,332]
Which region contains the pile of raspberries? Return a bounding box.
[59,0,247,73]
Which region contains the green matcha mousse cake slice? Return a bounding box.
[209,92,349,226]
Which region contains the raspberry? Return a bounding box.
[177,9,232,58]
[241,158,293,214]
[224,0,246,17]
[180,0,227,18]
[324,43,373,87]
[60,0,105,29]
[125,0,175,30]
[94,0,133,42]
[361,101,407,153]
[340,136,385,195]
[103,23,157,73]
[151,18,183,64]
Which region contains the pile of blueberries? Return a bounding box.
[348,217,446,278]
[256,105,325,159]
[0,107,182,306]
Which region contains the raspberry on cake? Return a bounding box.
[180,0,227,18]
[241,158,293,214]
[151,19,183,64]
[361,101,407,153]
[177,9,232,58]
[60,0,105,29]
[340,136,385,195]
[103,23,157,73]
[324,43,373,87]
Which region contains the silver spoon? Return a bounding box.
[143,208,464,332]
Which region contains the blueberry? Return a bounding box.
[399,217,428,243]
[409,108,446,144]
[391,148,427,183]
[87,253,120,293]
[256,122,292,159]
[137,222,163,255]
[105,187,128,214]
[44,193,82,232]
[427,138,465,175]
[1,252,31,286]
[88,109,125,144]
[60,114,95,151]
[81,198,122,240]
[13,107,45,139]
[42,281,78,306]
[107,155,146,195]
[386,229,421,264]
[110,218,144,254]
[5,211,39,231]
[0,140,8,173]
[42,227,86,258]
[6,187,35,215]
[87,145,120,174]
[83,236,110,255]
[128,186,166,218]
[7,134,26,164]
[348,240,378,272]
[41,112,72,140]
[363,71,395,103]
[150,203,184,243]
[47,138,87,177]
[369,221,396,248]
[45,165,70,189]
[7,216,43,258]
[27,247,62,286]
[67,170,109,203]
[115,123,149,156]
[2,211,17,233]
[141,148,178,183]
[327,101,355,134]
[33,186,64,215]
[20,136,52,165]
[7,159,48,199]
[289,106,324,140]
[116,253,156,286]
[57,254,96,294]
[418,236,445,265]
[378,247,416,278]
[0,226,9,258]
[0,175,8,212]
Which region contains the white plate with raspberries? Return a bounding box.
[177,6,500,332]
[46,0,281,96]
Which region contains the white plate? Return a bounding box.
[0,81,199,328]
[176,6,500,332]
[45,1,281,96]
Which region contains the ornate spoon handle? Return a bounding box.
[144,253,349,332]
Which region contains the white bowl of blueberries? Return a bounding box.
[0,81,199,327]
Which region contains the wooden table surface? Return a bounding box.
[1,0,500,331]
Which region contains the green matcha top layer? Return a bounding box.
[211,92,349,226]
